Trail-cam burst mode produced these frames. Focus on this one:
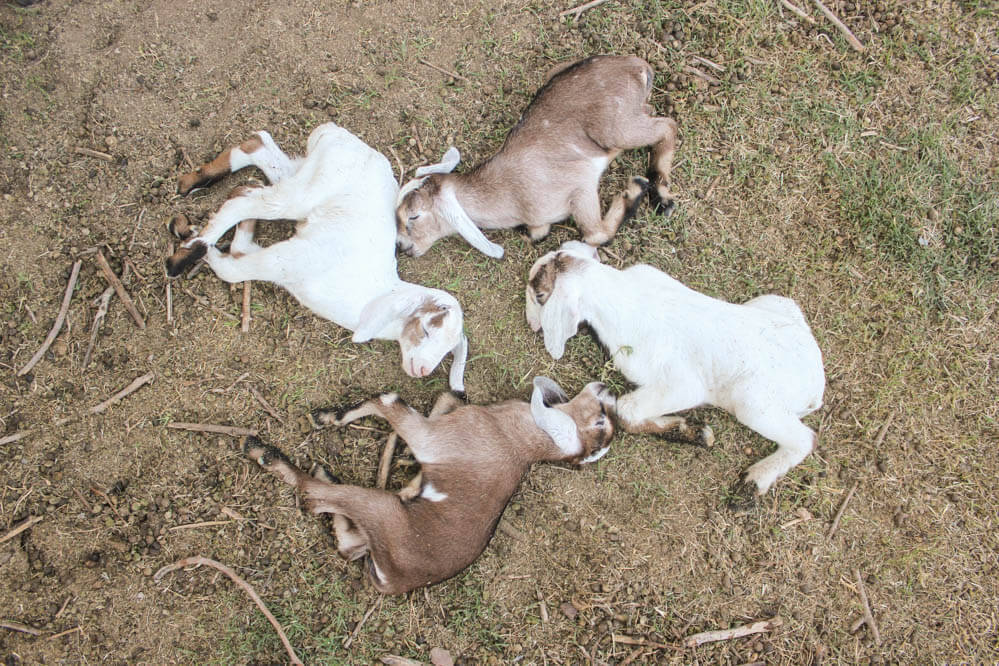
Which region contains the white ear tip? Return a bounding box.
[486,243,504,259]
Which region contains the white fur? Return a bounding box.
[528,241,826,495]
[178,124,468,390]
[420,483,448,502]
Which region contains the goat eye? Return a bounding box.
[421,324,430,338]
[408,214,419,221]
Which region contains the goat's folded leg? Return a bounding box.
[735,409,816,496]
[614,384,713,447]
[177,131,297,195]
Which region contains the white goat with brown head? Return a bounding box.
[395,55,679,259]
[244,377,615,595]
[165,123,468,391]
[526,241,826,500]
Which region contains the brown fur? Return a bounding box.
[249,384,614,595]
[177,135,263,196]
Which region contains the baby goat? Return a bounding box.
[525,241,825,498]
[165,123,468,391]
[395,55,679,259]
[245,377,615,594]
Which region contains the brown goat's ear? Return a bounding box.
[533,376,568,406]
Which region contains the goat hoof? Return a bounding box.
[451,390,468,403]
[165,241,208,278]
[167,214,196,240]
[725,478,760,512]
[310,462,341,484]
[699,425,715,448]
[177,169,220,196]
[310,407,339,428]
[243,437,289,467]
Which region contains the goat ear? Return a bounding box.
[352,290,418,342]
[440,188,505,259]
[415,146,461,177]
[447,334,468,393]
[531,376,581,456]
[539,280,581,360]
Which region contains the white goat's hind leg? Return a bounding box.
[615,383,712,446]
[202,242,290,284]
[736,410,816,495]
[229,219,262,257]
[177,131,297,195]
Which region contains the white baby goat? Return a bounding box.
[166,123,468,391]
[395,55,679,259]
[244,376,615,594]
[525,241,826,498]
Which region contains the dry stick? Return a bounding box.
[811,0,865,51]
[853,569,881,645]
[168,520,232,532]
[418,58,469,82]
[166,422,258,437]
[376,433,398,490]
[165,242,174,323]
[684,65,722,86]
[778,0,817,24]
[155,556,303,665]
[249,386,284,422]
[619,648,648,666]
[684,617,782,648]
[611,634,678,650]
[72,147,113,162]
[691,54,726,72]
[0,515,43,545]
[46,626,82,641]
[343,598,380,649]
[18,260,82,377]
[89,372,154,414]
[387,145,405,185]
[559,0,611,18]
[95,252,145,329]
[827,480,859,538]
[241,282,251,333]
[849,615,866,633]
[0,431,29,446]
[1,620,42,636]
[872,411,895,448]
[82,287,113,369]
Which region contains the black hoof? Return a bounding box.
[167,214,195,240]
[451,390,468,403]
[649,191,676,218]
[310,463,341,484]
[165,241,207,277]
[243,437,290,466]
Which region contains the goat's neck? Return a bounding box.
[445,170,515,229]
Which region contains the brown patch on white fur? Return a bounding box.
[399,299,451,349]
[177,134,264,196]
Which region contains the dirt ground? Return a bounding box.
[1,0,997,663]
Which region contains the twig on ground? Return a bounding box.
[89,372,155,414]
[684,65,722,86]
[72,147,113,162]
[72,487,94,514]
[0,431,29,446]
[537,588,549,623]
[811,0,865,51]
[497,518,526,542]
[249,386,283,422]
[852,569,881,645]
[619,648,650,666]
[154,556,302,665]
[83,287,114,369]
[168,520,232,531]
[684,617,782,648]
[181,287,239,321]
[95,251,146,329]
[849,615,866,633]
[1,620,42,636]
[381,657,424,666]
[343,597,380,649]
[377,433,398,490]
[165,243,174,323]
[827,480,859,538]
[0,515,43,545]
[778,0,816,23]
[46,626,82,641]
[166,422,258,437]
[54,595,73,619]
[872,411,895,448]
[559,0,611,19]
[418,58,469,82]
[691,55,726,72]
[18,260,82,377]
[241,282,251,332]
[89,485,126,521]
[387,145,406,185]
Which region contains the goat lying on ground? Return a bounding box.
[395,55,679,259]
[525,241,825,498]
[245,377,615,594]
[165,123,468,391]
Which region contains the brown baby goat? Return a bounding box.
[245,377,615,595]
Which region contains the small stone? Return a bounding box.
[560,602,578,620]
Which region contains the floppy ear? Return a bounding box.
[415,146,461,177]
[530,376,581,456]
[540,277,582,360]
[352,290,420,342]
[447,334,469,393]
[440,187,505,259]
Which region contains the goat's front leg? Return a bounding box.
[572,178,649,246]
[314,394,445,464]
[734,409,816,496]
[614,384,713,447]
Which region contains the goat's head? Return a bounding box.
[353,288,466,386]
[525,241,600,359]
[531,376,616,464]
[396,148,504,259]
